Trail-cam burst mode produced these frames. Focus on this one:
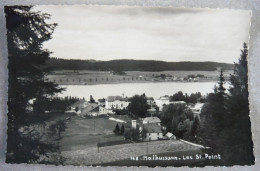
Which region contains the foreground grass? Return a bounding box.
[97,149,211,167]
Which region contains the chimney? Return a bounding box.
[132,120,137,129]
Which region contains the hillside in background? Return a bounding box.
[44,58,234,71]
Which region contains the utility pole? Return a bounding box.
[97,138,100,153]
[146,141,148,155]
[93,118,96,133]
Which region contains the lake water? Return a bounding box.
[58,82,227,100]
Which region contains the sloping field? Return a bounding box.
[62,139,201,166]
[60,115,131,151]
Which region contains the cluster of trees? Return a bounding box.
[45,58,234,71]
[127,94,149,118]
[113,123,125,135]
[5,6,64,164]
[114,109,129,115]
[198,43,254,165]
[169,91,206,103]
[160,104,199,141]
[155,74,167,79]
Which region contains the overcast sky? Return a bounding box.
[35,5,251,63]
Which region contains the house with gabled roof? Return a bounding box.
[97,98,106,107]
[81,103,99,116]
[142,123,163,141]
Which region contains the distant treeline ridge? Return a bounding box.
[44,58,234,71]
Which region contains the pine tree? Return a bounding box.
[191,115,199,136]
[114,124,120,134]
[198,69,227,150]
[221,43,254,165]
[89,95,95,103]
[5,6,63,163]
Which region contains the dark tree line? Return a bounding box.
[5,6,64,164]
[198,43,254,165]
[44,58,234,71]
[34,96,83,113]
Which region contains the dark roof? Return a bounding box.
[71,100,86,107]
[98,98,106,103]
[143,123,162,133]
[81,103,99,114]
[146,97,154,100]
[107,96,129,102]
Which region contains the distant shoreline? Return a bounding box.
[58,80,218,86]
[45,70,231,86]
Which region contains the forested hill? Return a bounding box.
[44,58,234,71]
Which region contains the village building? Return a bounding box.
[155,96,187,111]
[66,100,107,116]
[165,132,176,140]
[65,100,89,114]
[99,105,108,115]
[81,103,99,116]
[155,95,171,111]
[105,96,130,111]
[143,117,161,126]
[142,123,163,141]
[97,98,106,107]
[131,117,164,141]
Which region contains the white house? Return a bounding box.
[155,96,170,111]
[142,123,163,141]
[99,106,108,115]
[105,96,130,111]
[155,96,187,111]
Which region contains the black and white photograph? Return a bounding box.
[4,5,254,167]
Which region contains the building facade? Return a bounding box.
[105,96,130,110]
